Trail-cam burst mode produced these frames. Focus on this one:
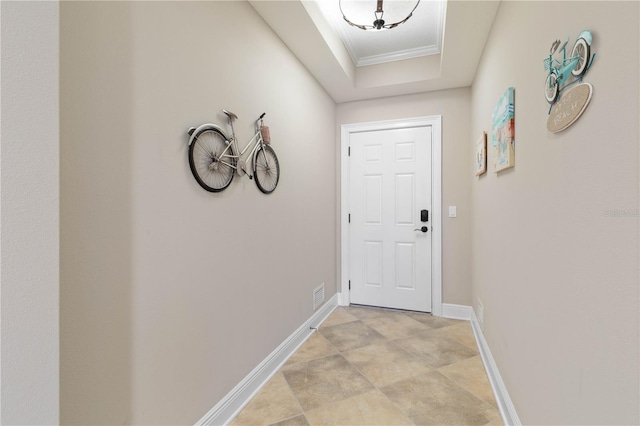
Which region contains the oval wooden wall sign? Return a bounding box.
[547,82,592,133]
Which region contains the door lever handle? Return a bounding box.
[414,226,428,233]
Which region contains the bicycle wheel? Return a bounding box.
[570,37,590,77]
[188,128,236,192]
[253,144,280,194]
[544,72,559,104]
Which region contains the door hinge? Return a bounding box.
[348,213,351,223]
[348,280,351,290]
[348,146,351,156]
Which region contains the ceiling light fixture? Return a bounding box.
[339,0,421,31]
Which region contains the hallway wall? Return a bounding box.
[337,88,472,306]
[470,1,639,423]
[60,2,336,424]
[1,2,60,424]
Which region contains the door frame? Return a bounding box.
[340,116,442,316]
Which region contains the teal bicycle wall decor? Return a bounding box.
[544,30,596,109]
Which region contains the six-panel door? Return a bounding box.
[349,126,432,312]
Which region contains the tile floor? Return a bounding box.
[230,306,502,426]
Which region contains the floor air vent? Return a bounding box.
[313,283,325,310]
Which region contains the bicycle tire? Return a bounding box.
[188,128,236,192]
[544,72,559,104]
[570,37,590,77]
[253,144,280,194]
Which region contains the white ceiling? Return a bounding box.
[316,0,445,67]
[249,0,501,103]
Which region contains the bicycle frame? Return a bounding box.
[544,30,595,109]
[219,130,265,177]
[187,120,269,179]
[548,39,580,87]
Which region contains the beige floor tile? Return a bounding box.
[434,321,478,349]
[342,305,390,320]
[234,306,500,426]
[286,333,338,366]
[405,312,462,329]
[282,354,373,411]
[438,355,498,407]
[354,307,414,319]
[483,411,504,425]
[230,373,302,426]
[269,414,310,426]
[343,341,432,388]
[381,371,497,425]
[362,312,431,339]
[395,330,478,368]
[320,307,359,328]
[304,389,413,425]
[319,320,387,352]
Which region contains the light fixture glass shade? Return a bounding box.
[339,0,421,31]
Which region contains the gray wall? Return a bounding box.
[337,88,472,306]
[60,2,336,424]
[1,2,60,424]
[470,1,639,423]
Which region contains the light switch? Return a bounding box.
[448,206,457,218]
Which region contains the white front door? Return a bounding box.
[348,126,433,312]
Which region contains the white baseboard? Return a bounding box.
[441,303,472,320]
[470,310,521,426]
[337,292,348,306]
[195,294,339,426]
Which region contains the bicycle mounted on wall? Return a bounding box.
[544,30,595,111]
[187,110,280,194]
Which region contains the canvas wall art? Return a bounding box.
[492,87,515,172]
[475,132,487,176]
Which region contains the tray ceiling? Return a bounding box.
[316,0,446,67]
[249,0,500,103]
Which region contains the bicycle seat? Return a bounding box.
[222,109,238,120]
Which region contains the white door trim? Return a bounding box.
[340,116,442,316]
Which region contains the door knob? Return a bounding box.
[414,226,428,233]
